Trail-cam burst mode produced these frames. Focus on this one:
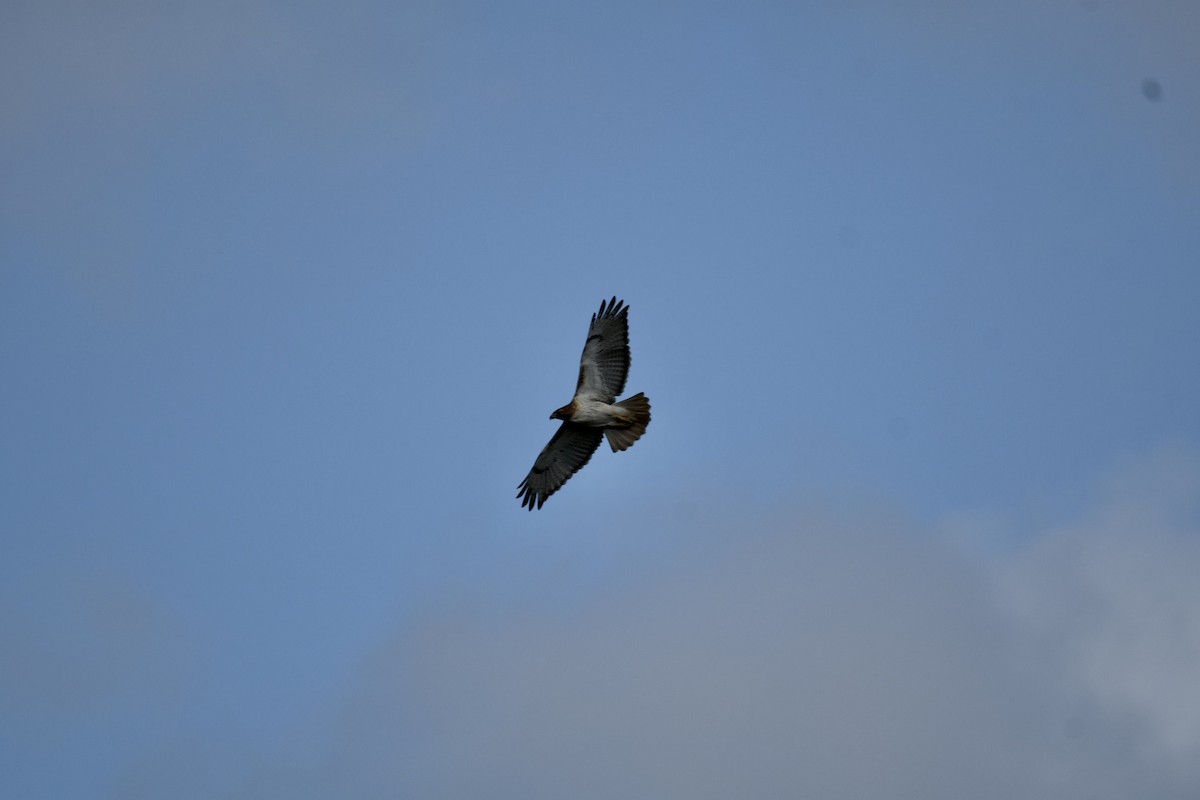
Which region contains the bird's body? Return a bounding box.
[556,398,630,427]
[517,297,651,510]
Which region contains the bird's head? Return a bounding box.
[550,403,572,421]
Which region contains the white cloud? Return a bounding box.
[998,446,1200,773]
[101,448,1200,799]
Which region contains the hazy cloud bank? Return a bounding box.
[152,448,1200,800]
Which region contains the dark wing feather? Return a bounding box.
[516,423,604,510]
[574,296,631,403]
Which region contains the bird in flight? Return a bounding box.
[517,297,651,510]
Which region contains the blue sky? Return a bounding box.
[3,2,1199,797]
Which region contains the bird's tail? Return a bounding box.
[605,392,651,453]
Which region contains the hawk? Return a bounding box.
[517,297,651,510]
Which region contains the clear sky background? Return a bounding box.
[3,2,1199,797]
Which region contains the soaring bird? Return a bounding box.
[517,297,651,510]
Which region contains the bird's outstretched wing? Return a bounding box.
[516,423,604,510]
[574,296,630,403]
